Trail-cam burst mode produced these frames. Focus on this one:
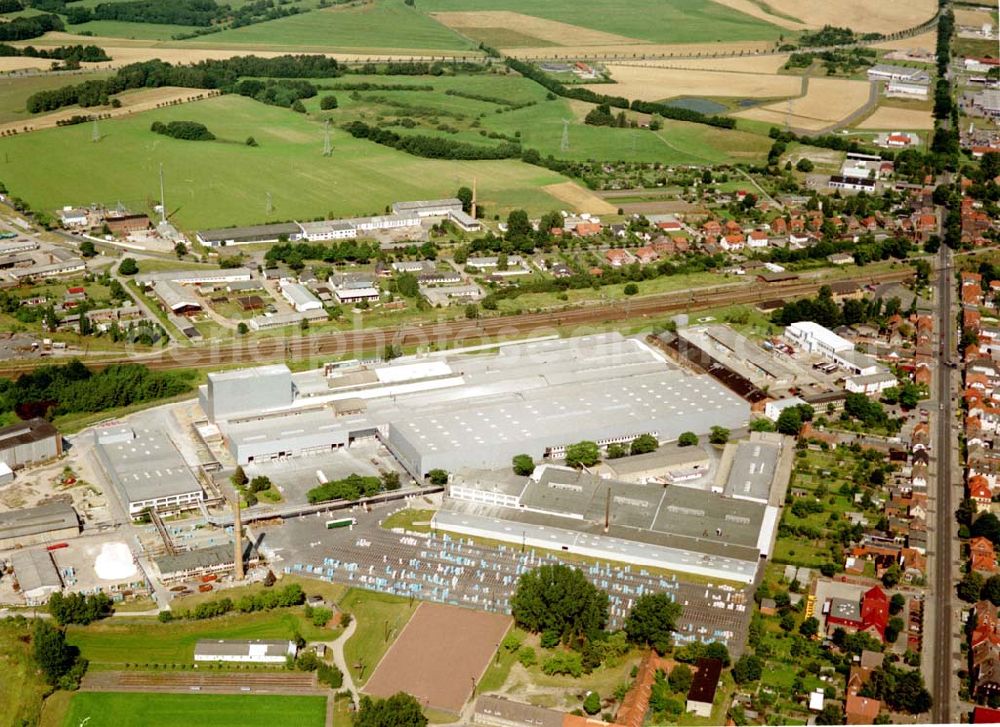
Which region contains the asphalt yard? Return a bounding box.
[256,503,752,656]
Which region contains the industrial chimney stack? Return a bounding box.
[233,488,245,581]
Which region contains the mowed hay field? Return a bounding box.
[423,0,786,45]
[0,94,574,230]
[590,64,801,102]
[856,105,935,130]
[0,70,112,125]
[61,693,327,727]
[725,0,938,33]
[192,0,474,53]
[544,182,617,215]
[616,55,790,73]
[736,78,872,131]
[0,86,219,134]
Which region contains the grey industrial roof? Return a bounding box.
[194,639,291,658]
[848,371,898,386]
[474,696,563,727]
[604,446,710,477]
[197,223,300,243]
[95,427,203,504]
[298,220,355,234]
[724,440,780,502]
[379,335,748,463]
[225,407,354,448]
[838,349,879,369]
[155,541,255,576]
[10,548,60,592]
[391,198,461,213]
[0,417,59,451]
[0,501,77,541]
[152,280,199,311]
[452,464,768,552]
[209,364,290,385]
[137,268,255,285]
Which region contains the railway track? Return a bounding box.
[0,269,912,376]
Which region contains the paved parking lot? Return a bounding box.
[256,503,752,656]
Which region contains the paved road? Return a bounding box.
[931,243,954,724]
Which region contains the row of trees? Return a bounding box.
[0,359,193,419]
[342,120,521,161]
[307,472,399,504]
[0,43,109,62]
[264,240,380,267]
[159,583,307,622]
[0,13,63,42]
[47,592,113,626]
[26,54,343,113]
[235,78,317,110]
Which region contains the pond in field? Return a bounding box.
[661,96,728,115]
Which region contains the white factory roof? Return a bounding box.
[280,281,322,309]
[209,364,291,384]
[94,427,203,504]
[787,321,853,352]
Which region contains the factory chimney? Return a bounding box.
[604,487,611,532]
[471,177,477,221]
[233,488,245,581]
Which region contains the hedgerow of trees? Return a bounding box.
[150,120,215,141]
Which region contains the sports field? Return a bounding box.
[363,602,511,713]
[0,94,572,230]
[61,692,327,727]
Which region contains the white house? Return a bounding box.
[194,640,296,664]
[764,396,808,422]
[845,371,897,395]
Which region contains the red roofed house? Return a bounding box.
[605,249,633,267]
[860,586,889,640]
[747,229,769,248]
[970,474,994,507]
[575,222,603,237]
[972,536,998,574]
[634,246,659,265]
[721,234,745,251]
[846,695,881,725]
[886,133,912,147]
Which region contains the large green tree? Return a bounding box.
[564,441,600,468]
[353,693,427,727]
[32,620,78,685]
[623,593,682,654]
[511,564,608,641]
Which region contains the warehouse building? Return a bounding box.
[279,281,323,313]
[136,268,254,286]
[10,548,62,604]
[200,364,294,422]
[201,334,750,474]
[93,426,204,517]
[0,417,62,469]
[151,280,201,315]
[194,639,296,664]
[155,541,259,584]
[391,198,463,217]
[195,223,302,247]
[0,501,79,551]
[783,321,880,375]
[436,464,779,583]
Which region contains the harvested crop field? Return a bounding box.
[620,54,790,74]
[0,87,218,135]
[710,0,806,30]
[432,11,639,46]
[736,77,871,131]
[592,64,800,101]
[503,40,775,59]
[544,182,617,214]
[742,0,937,33]
[955,7,994,26]
[0,57,59,72]
[873,29,938,53]
[856,106,935,130]
[363,602,511,714]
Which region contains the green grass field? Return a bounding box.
[0,619,52,727]
[196,0,474,52]
[418,0,785,44]
[339,588,418,685]
[0,94,571,230]
[61,692,327,727]
[0,71,112,125]
[67,609,337,667]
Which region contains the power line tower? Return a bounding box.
[91,118,100,143]
[560,119,570,152]
[265,191,273,217]
[323,120,332,157]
